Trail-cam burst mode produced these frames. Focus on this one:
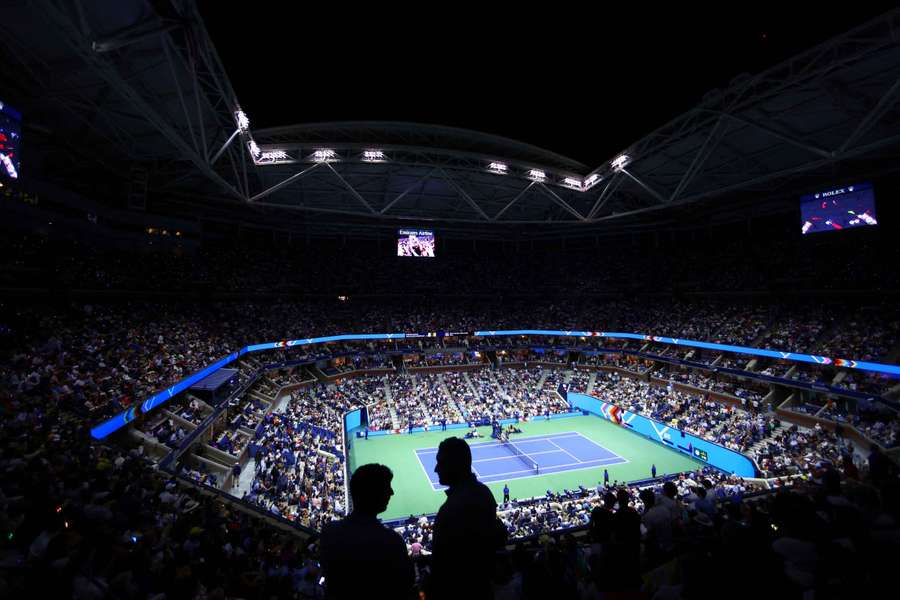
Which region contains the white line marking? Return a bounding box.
[489,457,624,478]
[547,439,580,462]
[419,429,630,489]
[415,432,586,456]
[428,455,633,491]
[413,449,444,493]
[568,431,623,461]
[472,449,562,464]
[478,456,628,479]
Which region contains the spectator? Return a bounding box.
[319,463,414,599]
[429,437,507,600]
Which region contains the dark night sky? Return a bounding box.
[199,3,896,168]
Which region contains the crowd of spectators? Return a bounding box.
[2,226,900,596]
[591,372,774,453]
[2,291,896,431]
[0,386,327,597]
[244,410,345,531]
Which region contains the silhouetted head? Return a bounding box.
[350,463,394,516]
[434,437,472,487]
[663,481,677,499]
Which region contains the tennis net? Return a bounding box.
[502,438,539,475]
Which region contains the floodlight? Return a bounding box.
[312,149,336,162]
[488,161,508,174]
[362,150,386,161]
[527,169,546,181]
[235,110,250,133]
[258,149,290,163]
[611,154,630,171]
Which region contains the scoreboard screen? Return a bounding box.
[800,182,877,234]
[0,99,21,180]
[397,229,435,258]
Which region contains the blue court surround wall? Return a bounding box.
[92,329,900,440]
[344,408,362,432]
[568,392,756,478]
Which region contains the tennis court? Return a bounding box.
[348,415,703,520]
[415,432,627,490]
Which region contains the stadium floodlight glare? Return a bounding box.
[312,149,337,162]
[488,161,508,174]
[563,177,582,189]
[527,169,546,181]
[611,154,630,171]
[362,150,386,161]
[257,149,290,163]
[234,109,250,133]
[583,174,601,189]
[248,140,261,158]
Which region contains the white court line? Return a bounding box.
[415,432,586,456]
[479,456,628,480]
[568,431,625,462]
[472,449,561,464]
[414,450,445,494]
[418,428,630,490]
[428,455,633,491]
[547,438,581,463]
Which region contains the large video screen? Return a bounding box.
[800,182,877,235]
[397,229,435,257]
[0,100,21,180]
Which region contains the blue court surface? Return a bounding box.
[415,431,628,490]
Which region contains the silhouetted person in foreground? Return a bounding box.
[429,437,507,600]
[319,463,414,599]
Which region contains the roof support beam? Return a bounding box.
[587,175,624,220]
[161,36,200,157]
[325,163,377,214]
[669,117,727,203]
[618,168,668,205]
[379,168,438,215]
[493,182,536,221]
[715,111,833,159]
[39,1,246,201]
[438,168,491,221]
[537,183,587,221]
[839,72,900,155]
[249,162,322,202]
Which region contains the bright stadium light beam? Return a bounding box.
[583,174,601,189]
[362,150,386,162]
[234,109,250,133]
[257,149,290,163]
[611,154,630,171]
[488,161,508,174]
[312,149,337,162]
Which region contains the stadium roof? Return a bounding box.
[4,2,900,233]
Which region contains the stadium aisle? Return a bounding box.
[234,457,257,497]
